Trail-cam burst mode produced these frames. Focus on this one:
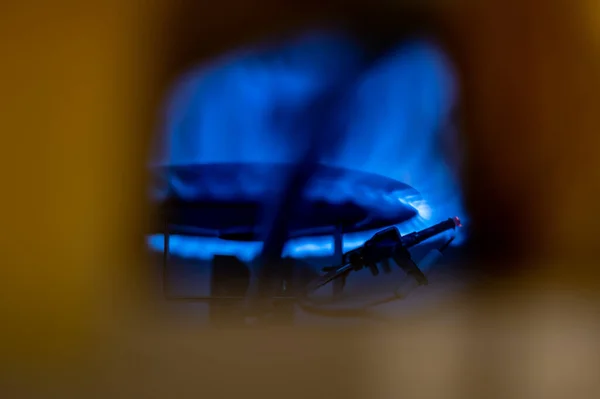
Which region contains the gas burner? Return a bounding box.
[150,162,422,240]
[149,161,463,325]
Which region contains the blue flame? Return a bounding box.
[149,32,467,261]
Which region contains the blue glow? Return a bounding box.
[150,32,468,261]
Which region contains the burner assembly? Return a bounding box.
[150,162,462,325]
[310,217,461,292]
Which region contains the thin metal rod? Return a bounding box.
[332,225,345,297]
[162,217,170,297]
[333,224,344,265]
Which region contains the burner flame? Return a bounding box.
[149,35,469,260]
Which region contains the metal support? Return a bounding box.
[162,216,170,297]
[332,225,345,297]
[333,224,344,265]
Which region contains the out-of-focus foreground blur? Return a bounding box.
[1,1,600,398]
